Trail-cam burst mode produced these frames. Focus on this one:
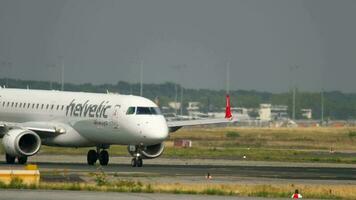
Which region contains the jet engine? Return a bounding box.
[2,129,41,157]
[128,143,165,159]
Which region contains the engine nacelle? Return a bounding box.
[128,143,165,159]
[2,129,41,157]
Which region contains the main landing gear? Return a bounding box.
[87,146,109,166]
[5,154,27,164]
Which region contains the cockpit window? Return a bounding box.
[126,107,136,115]
[128,106,162,115]
[136,107,162,115]
[150,107,162,115]
[136,107,152,115]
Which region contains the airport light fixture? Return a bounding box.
[1,60,12,87]
[289,65,300,120]
[58,56,64,91]
[45,64,56,90]
[140,61,143,96]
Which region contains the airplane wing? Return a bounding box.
[167,117,237,132]
[167,95,238,132]
[0,121,66,137]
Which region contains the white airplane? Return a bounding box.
[0,88,235,167]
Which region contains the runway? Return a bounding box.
[11,161,356,181]
[1,155,355,184]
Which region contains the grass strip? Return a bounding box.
[1,177,355,199]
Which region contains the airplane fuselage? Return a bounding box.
[0,88,168,147]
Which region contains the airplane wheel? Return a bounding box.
[131,158,137,167]
[17,156,28,164]
[137,158,143,167]
[5,154,15,164]
[87,150,97,165]
[99,150,109,166]
[131,157,143,167]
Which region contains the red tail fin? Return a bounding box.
[225,94,232,118]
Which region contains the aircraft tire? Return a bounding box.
[87,150,97,165]
[17,156,28,164]
[137,158,143,167]
[131,158,137,167]
[99,150,109,166]
[5,154,15,164]
[131,157,143,167]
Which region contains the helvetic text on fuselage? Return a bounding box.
[66,99,112,118]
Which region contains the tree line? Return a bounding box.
[1,79,356,120]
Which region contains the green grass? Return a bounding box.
[1,127,355,164]
[163,147,356,163]
[0,177,353,199]
[225,131,240,138]
[348,131,356,137]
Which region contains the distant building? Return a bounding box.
[168,101,181,110]
[187,102,200,111]
[271,105,289,120]
[187,101,204,119]
[259,104,271,121]
[301,108,312,119]
[186,102,201,118]
[259,104,288,121]
[233,107,249,115]
[208,107,250,120]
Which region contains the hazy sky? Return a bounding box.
[0,0,355,92]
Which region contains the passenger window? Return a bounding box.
[2,102,5,106]
[56,105,59,110]
[51,105,54,110]
[23,103,26,108]
[61,105,64,110]
[41,104,44,109]
[15,103,18,107]
[46,104,49,109]
[36,104,39,109]
[32,104,35,108]
[126,107,136,115]
[7,102,10,107]
[27,103,30,108]
[19,103,22,107]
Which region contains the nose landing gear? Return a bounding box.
[129,145,143,167]
[131,155,143,167]
[87,146,109,166]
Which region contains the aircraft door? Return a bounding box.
[112,105,122,129]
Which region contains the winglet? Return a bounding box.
[225,94,232,119]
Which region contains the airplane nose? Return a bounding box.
[143,118,169,143]
[149,122,169,141]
